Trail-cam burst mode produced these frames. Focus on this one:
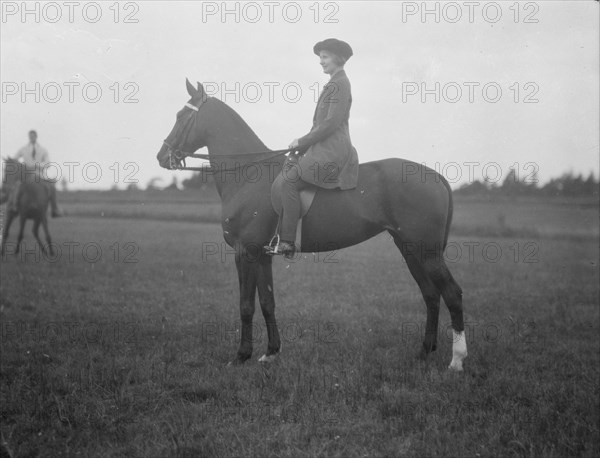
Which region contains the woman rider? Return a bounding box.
[268,38,359,257]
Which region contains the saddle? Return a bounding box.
[269,171,317,251]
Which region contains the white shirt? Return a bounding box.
[15,142,50,168]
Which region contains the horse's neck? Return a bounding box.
[205,100,279,200]
[205,99,268,157]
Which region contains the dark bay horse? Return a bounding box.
[1,158,54,257]
[156,80,467,371]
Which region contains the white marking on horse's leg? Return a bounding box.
[448,330,467,371]
[258,353,277,363]
[258,344,281,364]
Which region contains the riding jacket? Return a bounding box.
[297,70,359,190]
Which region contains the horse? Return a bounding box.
[156,79,467,371]
[1,158,54,257]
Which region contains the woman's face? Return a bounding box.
[319,51,342,75]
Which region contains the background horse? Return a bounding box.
[156,79,467,371]
[1,158,54,256]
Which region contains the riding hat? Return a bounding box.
[313,38,353,61]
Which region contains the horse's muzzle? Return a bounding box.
[156,144,174,170]
[158,141,188,170]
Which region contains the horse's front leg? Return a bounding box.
[1,211,15,256]
[256,253,281,363]
[14,215,26,255]
[233,248,259,364]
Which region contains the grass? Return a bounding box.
[55,190,599,239]
[0,193,598,457]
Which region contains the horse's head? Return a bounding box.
[0,157,21,203]
[157,79,210,170]
[1,157,22,186]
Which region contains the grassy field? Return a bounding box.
[0,191,598,457]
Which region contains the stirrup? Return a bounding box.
[264,235,296,258]
[263,233,281,255]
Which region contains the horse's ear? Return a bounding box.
[196,82,206,98]
[186,78,197,97]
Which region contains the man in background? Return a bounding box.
[6,130,62,217]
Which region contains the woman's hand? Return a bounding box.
[288,138,300,150]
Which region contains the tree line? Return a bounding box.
[455,169,599,197]
[179,167,599,198]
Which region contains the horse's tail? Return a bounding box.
[440,174,453,250]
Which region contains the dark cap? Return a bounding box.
[313,38,353,61]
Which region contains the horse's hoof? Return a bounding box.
[418,343,437,361]
[258,353,278,364]
[228,354,250,366]
[448,361,464,372]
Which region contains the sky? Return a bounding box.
[1,0,598,190]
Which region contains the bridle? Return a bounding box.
[162,101,205,170]
[163,98,294,173]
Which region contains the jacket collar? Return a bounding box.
[328,69,346,82]
[317,69,347,105]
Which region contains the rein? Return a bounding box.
[170,148,294,173]
[164,98,295,173]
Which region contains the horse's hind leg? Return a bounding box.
[392,235,441,359]
[41,216,53,256]
[420,249,467,371]
[32,218,46,255]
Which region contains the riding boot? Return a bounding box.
[280,178,302,244]
[264,172,309,258]
[264,154,312,258]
